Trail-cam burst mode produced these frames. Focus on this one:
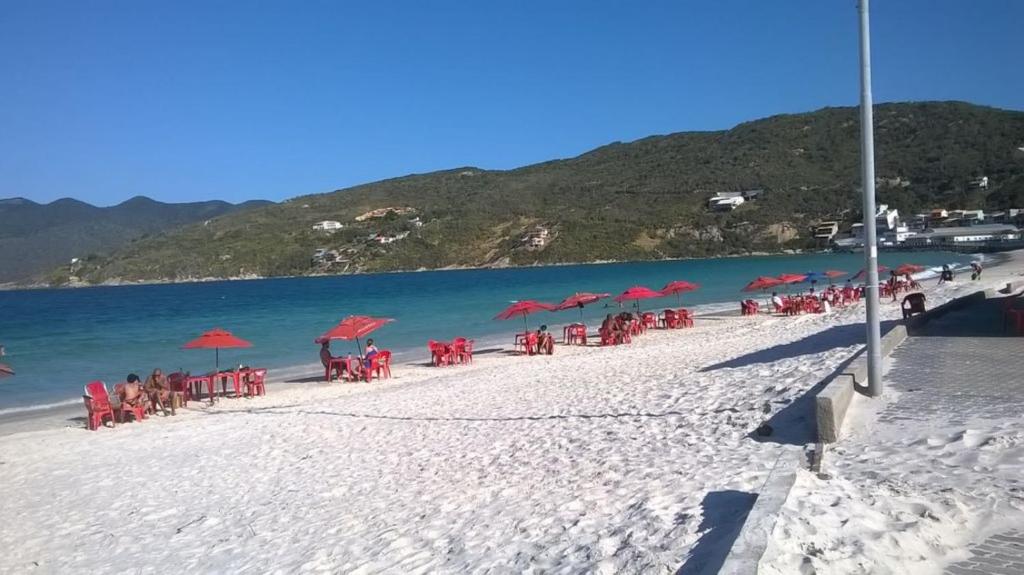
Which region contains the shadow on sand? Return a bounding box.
[676,490,758,575]
[700,320,897,372]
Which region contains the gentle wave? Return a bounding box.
[0,398,82,416]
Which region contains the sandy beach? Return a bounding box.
[1,255,1020,573]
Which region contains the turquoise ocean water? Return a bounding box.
[0,251,970,414]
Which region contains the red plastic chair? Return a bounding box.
[453,339,474,363]
[524,332,539,355]
[677,309,694,327]
[244,368,267,397]
[375,351,392,379]
[428,340,451,366]
[83,381,116,430]
[565,324,587,345]
[660,309,680,328]
[112,383,147,423]
[641,312,657,330]
[168,372,191,407]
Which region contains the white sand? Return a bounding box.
[0,258,1014,573]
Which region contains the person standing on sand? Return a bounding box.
[536,325,554,355]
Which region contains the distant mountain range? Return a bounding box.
[0,196,272,283]
[20,101,1024,287]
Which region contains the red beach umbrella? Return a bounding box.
[0,362,13,378]
[556,292,611,323]
[743,276,783,292]
[495,300,557,333]
[777,273,808,285]
[894,263,925,276]
[316,315,394,357]
[743,276,784,307]
[823,270,847,279]
[182,328,253,372]
[660,280,700,306]
[614,285,665,314]
[852,265,889,281]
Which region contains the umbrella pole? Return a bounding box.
[579,307,585,325]
[216,347,219,372]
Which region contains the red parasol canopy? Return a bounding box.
[556,292,610,324]
[660,280,700,295]
[316,316,394,343]
[0,362,13,378]
[777,273,808,285]
[743,276,784,292]
[823,270,848,279]
[555,292,611,310]
[894,263,925,276]
[660,280,700,306]
[183,328,253,350]
[613,286,664,303]
[495,300,557,333]
[852,265,889,280]
[182,328,253,374]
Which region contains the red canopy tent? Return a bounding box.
[660,280,700,306]
[316,315,394,357]
[556,292,610,323]
[182,328,253,372]
[495,300,557,333]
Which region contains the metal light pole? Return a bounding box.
[858,0,883,397]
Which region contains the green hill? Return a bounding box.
[0,196,272,284]
[52,101,1024,286]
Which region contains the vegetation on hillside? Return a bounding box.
[51,102,1024,285]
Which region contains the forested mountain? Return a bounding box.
[0,196,271,283]
[41,102,1024,286]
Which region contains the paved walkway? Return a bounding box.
[879,297,1024,574]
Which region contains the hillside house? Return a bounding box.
[968,176,989,189]
[312,220,343,231]
[708,193,745,211]
[522,227,551,249]
[813,221,839,244]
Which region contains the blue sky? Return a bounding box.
[1,0,1021,206]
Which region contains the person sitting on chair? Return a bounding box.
[122,373,146,409]
[901,292,927,319]
[363,338,380,371]
[144,369,171,415]
[320,341,345,380]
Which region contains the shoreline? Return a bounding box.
[0,305,747,436]
[0,253,986,428]
[2,249,818,291]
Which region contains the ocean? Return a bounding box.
[0,251,971,414]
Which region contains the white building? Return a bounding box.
[902,224,1020,247]
[313,220,343,231]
